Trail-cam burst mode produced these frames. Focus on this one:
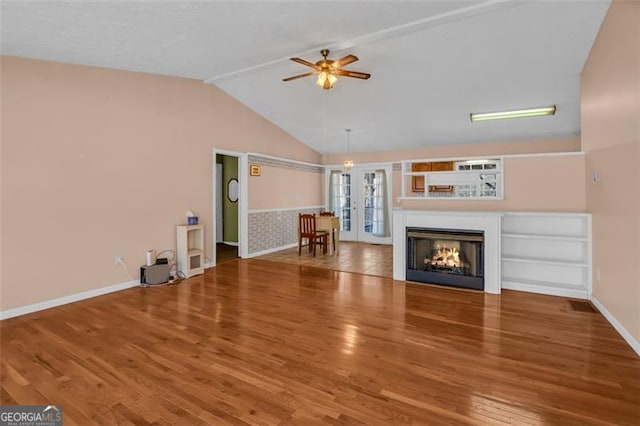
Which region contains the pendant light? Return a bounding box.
[343,129,354,171]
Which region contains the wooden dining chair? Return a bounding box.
[298,213,328,256]
[319,211,336,252]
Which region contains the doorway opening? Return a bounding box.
[214,152,244,265]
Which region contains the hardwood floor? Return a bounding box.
[217,242,239,265]
[1,259,639,425]
[257,242,393,278]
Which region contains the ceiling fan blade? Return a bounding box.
[290,57,322,71]
[282,71,316,82]
[335,69,371,80]
[333,54,359,68]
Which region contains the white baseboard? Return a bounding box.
[0,279,139,321]
[246,243,298,258]
[590,296,640,357]
[502,281,588,299]
[222,241,239,247]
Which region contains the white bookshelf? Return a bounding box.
[501,213,591,299]
[177,224,205,278]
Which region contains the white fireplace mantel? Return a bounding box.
[392,209,502,294]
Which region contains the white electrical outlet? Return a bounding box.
[115,256,124,266]
[596,269,601,282]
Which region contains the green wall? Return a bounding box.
[221,155,238,243]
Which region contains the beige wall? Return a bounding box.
[0,56,320,311]
[249,165,322,211]
[581,0,640,342]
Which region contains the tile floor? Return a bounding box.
[255,241,393,278]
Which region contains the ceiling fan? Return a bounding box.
[283,49,371,90]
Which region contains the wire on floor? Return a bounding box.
[155,249,176,263]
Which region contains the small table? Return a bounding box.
[316,216,340,255]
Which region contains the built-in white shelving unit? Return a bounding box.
[177,224,205,278]
[501,212,591,299]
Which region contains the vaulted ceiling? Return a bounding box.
[1,1,611,154]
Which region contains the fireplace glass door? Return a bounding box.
[407,228,484,290]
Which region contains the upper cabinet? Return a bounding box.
[402,158,503,200]
[411,161,454,193]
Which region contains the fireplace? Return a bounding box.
[406,227,484,290]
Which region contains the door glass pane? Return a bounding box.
[362,172,385,235]
[331,172,351,232]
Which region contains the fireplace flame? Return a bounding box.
[426,244,464,267]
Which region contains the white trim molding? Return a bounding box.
[324,161,396,170]
[248,152,322,168]
[245,243,298,258]
[0,279,139,321]
[401,151,584,166]
[248,205,324,214]
[239,153,249,259]
[591,296,640,357]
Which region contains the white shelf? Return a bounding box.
[502,232,588,242]
[502,214,587,237]
[500,212,591,299]
[502,276,584,290]
[177,224,205,278]
[502,256,589,268]
[502,277,588,299]
[501,211,591,217]
[181,224,204,231]
[397,196,505,201]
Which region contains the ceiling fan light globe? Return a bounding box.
[316,71,338,89]
[316,72,326,87]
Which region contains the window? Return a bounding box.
[330,172,352,232]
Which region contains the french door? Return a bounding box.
[327,166,392,244]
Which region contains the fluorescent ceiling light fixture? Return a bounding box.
[470,106,556,122]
